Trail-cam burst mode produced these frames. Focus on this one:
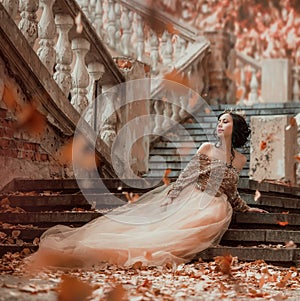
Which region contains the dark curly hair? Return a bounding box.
[216,111,251,160]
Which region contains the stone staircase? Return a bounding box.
[147,103,300,179]
[1,178,300,266]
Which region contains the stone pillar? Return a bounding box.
[249,115,297,185]
[203,30,233,105]
[261,59,292,103]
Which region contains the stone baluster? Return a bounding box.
[107,0,116,49]
[135,15,144,61]
[237,61,246,103]
[53,14,73,97]
[160,30,167,60]
[18,0,39,47]
[150,30,159,74]
[174,35,182,60]
[292,67,299,102]
[37,0,56,74]
[87,62,105,104]
[121,7,131,56]
[93,0,103,38]
[163,32,173,66]
[86,62,105,127]
[153,100,163,135]
[162,101,172,130]
[2,0,19,21]
[179,95,187,119]
[71,38,90,113]
[248,66,259,104]
[180,39,187,56]
[114,2,121,52]
[89,0,96,23]
[80,0,89,16]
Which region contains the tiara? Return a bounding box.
[223,108,246,119]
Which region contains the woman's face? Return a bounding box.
[217,113,233,138]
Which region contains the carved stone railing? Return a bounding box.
[1,0,124,113]
[76,0,211,141]
[234,51,262,105]
[0,0,129,175]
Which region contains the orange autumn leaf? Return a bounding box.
[254,190,261,202]
[289,117,297,127]
[106,284,126,301]
[57,274,94,301]
[214,254,233,274]
[57,136,99,170]
[204,107,211,114]
[166,23,179,35]
[15,103,46,136]
[162,169,171,185]
[123,192,139,203]
[294,155,300,161]
[235,87,244,100]
[164,69,190,88]
[2,84,17,110]
[277,221,289,226]
[260,141,267,151]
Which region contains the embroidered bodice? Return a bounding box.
[167,153,250,212]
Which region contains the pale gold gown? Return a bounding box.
[27,154,250,268]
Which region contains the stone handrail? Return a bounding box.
[77,0,211,141]
[235,51,262,105]
[2,0,125,113]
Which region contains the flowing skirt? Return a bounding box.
[26,184,233,268]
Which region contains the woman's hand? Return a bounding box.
[247,207,268,213]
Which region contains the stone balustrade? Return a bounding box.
[1,0,124,114]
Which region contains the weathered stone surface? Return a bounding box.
[249,115,297,184]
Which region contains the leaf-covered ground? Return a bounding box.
[1,252,300,301]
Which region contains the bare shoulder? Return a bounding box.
[197,142,213,156]
[234,151,247,171]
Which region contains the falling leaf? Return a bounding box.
[2,84,17,110]
[214,254,233,274]
[75,12,83,34]
[106,284,126,301]
[204,107,211,114]
[57,274,94,301]
[122,192,140,203]
[166,23,179,35]
[15,103,46,136]
[57,136,99,170]
[254,190,261,202]
[260,141,267,151]
[162,169,171,185]
[294,154,300,161]
[277,221,288,226]
[164,69,190,88]
[285,240,296,248]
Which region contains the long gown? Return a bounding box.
[26,153,250,268]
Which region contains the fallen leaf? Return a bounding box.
[214,254,233,275]
[106,284,126,301]
[254,190,261,202]
[162,169,171,185]
[57,274,94,301]
[277,221,288,226]
[260,141,267,151]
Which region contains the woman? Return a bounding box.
[26,110,266,269]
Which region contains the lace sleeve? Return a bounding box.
[167,154,200,199]
[229,190,250,212]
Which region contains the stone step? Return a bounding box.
[231,212,300,229]
[1,178,163,193]
[1,227,299,246]
[0,212,102,226]
[198,246,299,264]
[240,193,300,211]
[222,229,300,244]
[0,243,298,265]
[5,194,127,211]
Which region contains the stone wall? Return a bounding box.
[0,64,74,190]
